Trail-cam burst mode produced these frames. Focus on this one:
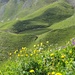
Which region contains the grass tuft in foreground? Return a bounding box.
[1,39,75,75]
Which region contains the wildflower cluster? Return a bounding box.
[1,40,75,75]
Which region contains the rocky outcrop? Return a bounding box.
[66,0,75,7]
[0,0,9,3]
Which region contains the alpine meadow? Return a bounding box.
[0,0,75,75]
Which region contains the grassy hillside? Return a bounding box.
[0,0,57,21]
[35,26,75,46]
[1,0,73,33]
[0,0,75,61]
[50,14,75,29]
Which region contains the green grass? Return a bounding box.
[0,32,37,61]
[0,0,57,21]
[35,26,75,46]
[0,0,75,62]
[9,0,73,33]
[50,13,75,29]
[1,40,75,75]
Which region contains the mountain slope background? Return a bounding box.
[0,0,57,21]
[0,0,75,61]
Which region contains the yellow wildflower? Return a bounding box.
[69,51,72,54]
[34,50,37,54]
[26,54,28,57]
[14,50,18,54]
[20,50,22,53]
[46,41,49,43]
[50,53,54,57]
[34,45,36,47]
[30,54,33,56]
[29,70,35,73]
[52,71,55,75]
[22,47,25,50]
[14,51,16,54]
[9,53,12,56]
[61,55,65,59]
[55,72,62,75]
[40,42,43,46]
[18,54,20,57]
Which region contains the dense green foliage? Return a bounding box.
[1,40,75,75]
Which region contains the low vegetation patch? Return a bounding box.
[1,39,75,75]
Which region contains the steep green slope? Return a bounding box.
[0,0,74,48]
[0,32,37,61]
[50,13,75,29]
[0,0,74,61]
[0,0,57,21]
[34,0,75,46]
[35,26,75,46]
[8,1,74,33]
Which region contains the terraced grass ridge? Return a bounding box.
[0,0,75,62]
